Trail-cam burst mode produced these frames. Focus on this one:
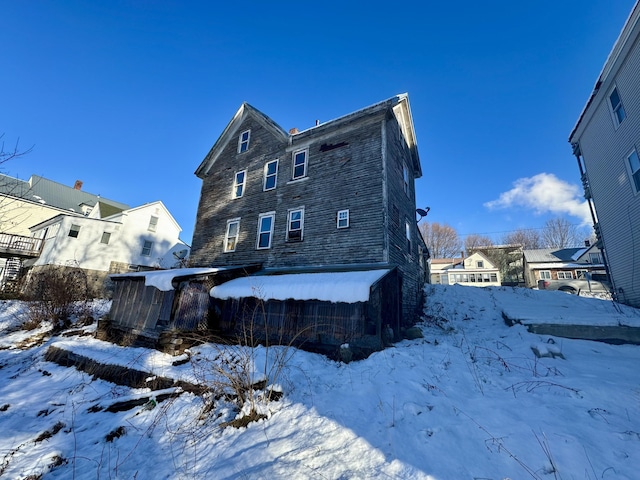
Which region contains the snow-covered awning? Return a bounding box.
[210,269,391,303]
[110,268,224,291]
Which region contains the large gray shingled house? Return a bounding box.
[106,94,428,358]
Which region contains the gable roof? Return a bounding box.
[523,248,586,263]
[108,200,182,232]
[0,174,129,214]
[194,94,422,178]
[195,103,289,178]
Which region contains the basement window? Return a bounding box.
[68,224,81,238]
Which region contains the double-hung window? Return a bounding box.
[287,208,304,241]
[263,160,278,191]
[224,218,240,252]
[539,271,551,280]
[627,149,640,194]
[233,170,246,199]
[403,163,410,195]
[141,240,153,256]
[292,149,308,180]
[100,232,111,244]
[589,252,603,264]
[405,220,411,253]
[68,224,81,238]
[337,209,349,228]
[148,215,158,232]
[238,130,250,153]
[256,213,275,249]
[609,87,626,126]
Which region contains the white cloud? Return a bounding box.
[484,173,591,224]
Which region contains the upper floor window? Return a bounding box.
[224,218,240,252]
[263,160,278,191]
[233,170,246,199]
[589,252,603,264]
[627,149,640,194]
[337,209,349,229]
[148,215,158,232]
[292,149,308,180]
[256,212,275,249]
[287,208,304,241]
[101,232,111,244]
[403,163,410,195]
[476,260,484,268]
[609,87,626,126]
[405,220,411,253]
[238,130,250,153]
[68,224,81,238]
[141,240,153,256]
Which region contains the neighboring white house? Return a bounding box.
[433,252,501,287]
[569,0,640,308]
[523,244,607,288]
[27,201,189,294]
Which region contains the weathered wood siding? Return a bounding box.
[571,18,640,308]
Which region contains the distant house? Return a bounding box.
[178,94,428,355]
[0,175,129,291]
[437,252,501,287]
[26,201,189,296]
[523,244,606,288]
[569,0,640,308]
[429,258,463,284]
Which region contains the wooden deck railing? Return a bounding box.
[0,233,44,258]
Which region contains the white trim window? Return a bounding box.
[224,218,240,252]
[287,207,304,241]
[100,232,111,244]
[292,149,308,180]
[589,252,603,264]
[557,271,573,280]
[405,220,412,253]
[68,224,81,238]
[609,86,626,126]
[403,163,410,195]
[539,270,551,280]
[256,213,275,249]
[476,260,484,268]
[233,170,246,199]
[148,215,158,232]
[626,149,640,194]
[263,160,278,191]
[337,209,349,228]
[141,240,153,256]
[238,130,250,153]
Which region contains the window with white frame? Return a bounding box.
[557,271,573,279]
[589,252,603,264]
[476,260,484,268]
[539,271,551,280]
[405,220,411,253]
[490,273,498,282]
[238,130,250,153]
[337,209,349,228]
[403,163,409,195]
[68,224,81,238]
[233,170,246,199]
[256,213,275,249]
[609,87,626,126]
[627,149,640,194]
[263,160,278,191]
[292,149,308,180]
[224,219,240,252]
[148,215,158,232]
[100,232,111,244]
[141,240,153,256]
[287,208,304,241]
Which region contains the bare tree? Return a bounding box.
[418,221,461,258]
[541,218,583,248]
[502,229,542,250]
[464,234,493,254]
[1,134,33,166]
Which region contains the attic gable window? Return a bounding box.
[609,87,626,126]
[263,160,278,191]
[287,207,304,242]
[627,149,640,194]
[292,149,308,180]
[148,215,158,232]
[238,130,250,153]
[233,170,246,199]
[68,224,81,238]
[224,218,240,252]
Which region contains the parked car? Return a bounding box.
[537,273,612,294]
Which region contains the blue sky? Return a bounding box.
[2,1,636,244]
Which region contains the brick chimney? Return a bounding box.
[289,127,299,134]
[73,180,83,190]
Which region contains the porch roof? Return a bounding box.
[110,267,224,291]
[210,269,391,303]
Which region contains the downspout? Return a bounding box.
[572,142,618,302]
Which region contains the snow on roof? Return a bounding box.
[110,268,223,291]
[210,269,391,303]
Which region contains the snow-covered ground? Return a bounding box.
[1,285,639,479]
